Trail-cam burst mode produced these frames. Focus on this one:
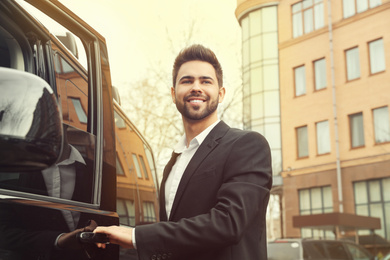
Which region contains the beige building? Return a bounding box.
[236,0,390,243]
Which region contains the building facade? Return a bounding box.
[236,0,390,242]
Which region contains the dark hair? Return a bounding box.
[172,44,223,88]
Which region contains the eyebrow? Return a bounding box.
[179,76,215,82]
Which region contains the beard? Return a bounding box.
[176,94,219,121]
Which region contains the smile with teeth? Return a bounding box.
[189,99,204,103]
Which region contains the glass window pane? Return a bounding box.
[132,153,143,178]
[346,47,361,81]
[242,40,250,67]
[373,106,390,143]
[314,58,327,90]
[295,66,306,96]
[370,0,381,8]
[385,202,390,240]
[117,200,129,226]
[143,202,156,223]
[116,156,125,175]
[383,178,390,201]
[250,35,262,63]
[297,126,309,158]
[262,7,277,32]
[125,200,135,226]
[314,2,324,29]
[249,9,262,35]
[316,120,330,154]
[369,39,386,74]
[242,16,249,41]
[304,9,314,34]
[293,12,303,38]
[357,0,369,13]
[356,205,369,216]
[354,181,368,204]
[303,0,313,9]
[343,0,356,18]
[323,186,333,208]
[311,187,322,209]
[139,155,149,179]
[370,203,385,237]
[349,113,365,148]
[71,98,88,124]
[369,180,381,202]
[114,111,126,128]
[299,189,311,214]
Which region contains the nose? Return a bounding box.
[190,80,202,92]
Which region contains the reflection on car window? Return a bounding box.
[0,125,95,204]
[117,199,135,226]
[53,54,88,131]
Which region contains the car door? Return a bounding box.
[0,0,118,259]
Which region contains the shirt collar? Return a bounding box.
[57,145,86,166]
[174,119,220,153]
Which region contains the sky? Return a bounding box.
[60,0,242,97]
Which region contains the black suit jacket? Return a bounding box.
[135,121,272,260]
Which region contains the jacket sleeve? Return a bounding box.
[135,131,272,259]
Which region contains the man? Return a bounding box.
[95,44,272,260]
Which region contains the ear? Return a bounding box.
[171,87,176,104]
[218,87,226,103]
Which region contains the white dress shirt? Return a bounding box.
[42,145,86,230]
[132,120,220,249]
[164,119,220,218]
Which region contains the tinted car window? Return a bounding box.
[345,243,372,260]
[324,241,350,259]
[268,242,301,260]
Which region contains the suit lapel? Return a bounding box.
[168,121,230,220]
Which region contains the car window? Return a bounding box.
[303,241,328,259]
[324,242,350,259]
[345,243,372,260]
[268,242,301,260]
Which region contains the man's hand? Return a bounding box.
[93,226,133,249]
[57,220,98,250]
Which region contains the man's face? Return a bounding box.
[172,60,225,121]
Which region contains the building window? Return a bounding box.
[369,38,386,74]
[349,112,365,148]
[299,186,334,238]
[343,0,381,18]
[143,201,157,223]
[297,125,309,158]
[116,154,125,175]
[316,120,330,155]
[299,186,333,215]
[294,65,306,96]
[292,0,324,38]
[114,110,126,129]
[70,98,88,124]
[354,178,390,239]
[132,153,143,178]
[373,106,390,143]
[314,58,327,90]
[117,199,135,226]
[139,155,149,179]
[346,47,361,81]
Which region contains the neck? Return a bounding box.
[182,114,218,147]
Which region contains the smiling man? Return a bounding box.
[95,44,272,260]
